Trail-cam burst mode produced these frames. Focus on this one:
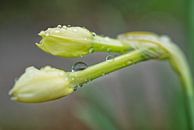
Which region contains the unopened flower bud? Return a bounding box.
[36,25,93,58]
[9,66,74,103]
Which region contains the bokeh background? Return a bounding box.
[0,0,193,130]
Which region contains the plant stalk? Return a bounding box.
[70,38,194,129]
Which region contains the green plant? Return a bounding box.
[9,25,194,129]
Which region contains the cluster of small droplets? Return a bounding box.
[74,82,86,91]
[39,25,74,36]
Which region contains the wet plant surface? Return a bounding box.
[0,0,193,130]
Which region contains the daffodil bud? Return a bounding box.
[36,25,131,58]
[9,66,74,103]
[36,25,93,58]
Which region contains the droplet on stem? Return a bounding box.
[57,25,62,28]
[92,32,96,37]
[106,54,115,61]
[71,62,88,72]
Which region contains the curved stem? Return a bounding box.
[167,44,194,130]
[71,36,194,129]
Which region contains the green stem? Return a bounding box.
[70,49,153,86]
[109,36,194,129]
[168,44,194,130]
[71,36,194,129]
[92,35,132,53]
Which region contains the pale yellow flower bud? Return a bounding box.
[36,25,93,58]
[9,66,74,103]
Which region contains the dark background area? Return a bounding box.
[0,0,193,130]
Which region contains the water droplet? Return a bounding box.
[74,87,77,91]
[160,36,171,43]
[92,32,96,37]
[106,54,115,61]
[67,25,71,27]
[72,62,88,72]
[62,25,67,29]
[55,30,60,33]
[57,25,62,28]
[75,84,83,89]
[39,31,45,36]
[79,84,83,87]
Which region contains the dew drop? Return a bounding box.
[75,83,84,90]
[106,54,115,61]
[57,25,62,28]
[72,61,88,72]
[92,32,96,37]
[39,31,45,36]
[55,30,60,33]
[160,36,171,43]
[74,87,77,91]
[78,84,83,87]
[62,25,67,29]
[67,25,71,27]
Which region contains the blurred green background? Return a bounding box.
[0,0,193,130]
